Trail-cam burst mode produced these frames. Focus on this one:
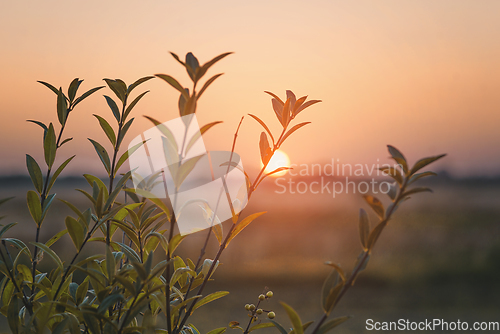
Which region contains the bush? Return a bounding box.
[0,51,445,334]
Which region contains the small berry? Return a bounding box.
[249,304,256,311]
[245,304,250,310]
[266,291,274,298]
[256,308,263,315]
[258,294,266,301]
[268,311,276,319]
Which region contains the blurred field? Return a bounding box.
[0,173,499,333]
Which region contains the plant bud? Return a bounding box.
[256,308,263,315]
[258,294,266,301]
[249,304,256,311]
[268,311,276,319]
[266,291,273,298]
[245,304,250,310]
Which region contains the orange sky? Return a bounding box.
[1,1,499,177]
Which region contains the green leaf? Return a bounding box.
[192,291,229,312]
[31,242,63,270]
[168,234,187,255]
[127,76,154,94]
[0,222,16,238]
[73,86,105,108]
[68,78,83,102]
[117,117,134,149]
[47,155,75,194]
[363,195,385,219]
[27,191,42,226]
[249,323,274,332]
[93,115,116,146]
[408,171,437,185]
[358,208,369,250]
[97,293,124,314]
[175,155,204,189]
[105,246,115,280]
[37,80,60,95]
[379,166,403,185]
[403,187,433,197]
[185,121,222,154]
[27,120,48,138]
[226,212,266,246]
[280,302,303,334]
[117,242,141,263]
[59,137,73,147]
[41,193,56,222]
[197,52,233,81]
[387,145,408,173]
[155,74,189,98]
[270,321,288,334]
[410,154,447,175]
[367,221,387,250]
[57,88,68,125]
[45,229,68,248]
[185,52,200,81]
[197,73,223,99]
[26,155,43,193]
[44,123,57,168]
[7,297,19,334]
[316,316,351,334]
[65,216,85,250]
[115,140,145,175]
[0,197,14,207]
[104,95,121,123]
[89,139,111,174]
[323,282,343,315]
[104,78,127,102]
[124,90,148,121]
[324,262,346,282]
[248,114,274,145]
[207,328,226,334]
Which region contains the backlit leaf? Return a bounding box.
[226,212,266,246]
[259,132,272,165]
[410,154,447,175]
[387,145,408,173]
[192,291,229,311]
[280,122,310,144]
[280,302,303,334]
[363,195,385,219]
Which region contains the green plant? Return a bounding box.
[0,51,444,334]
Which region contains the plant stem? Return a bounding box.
[310,177,408,334]
[30,115,69,296]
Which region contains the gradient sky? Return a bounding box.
[1,1,499,177]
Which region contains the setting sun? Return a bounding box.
[263,149,291,177]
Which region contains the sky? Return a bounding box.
[1,0,499,177]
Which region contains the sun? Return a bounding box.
[263,150,291,177]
